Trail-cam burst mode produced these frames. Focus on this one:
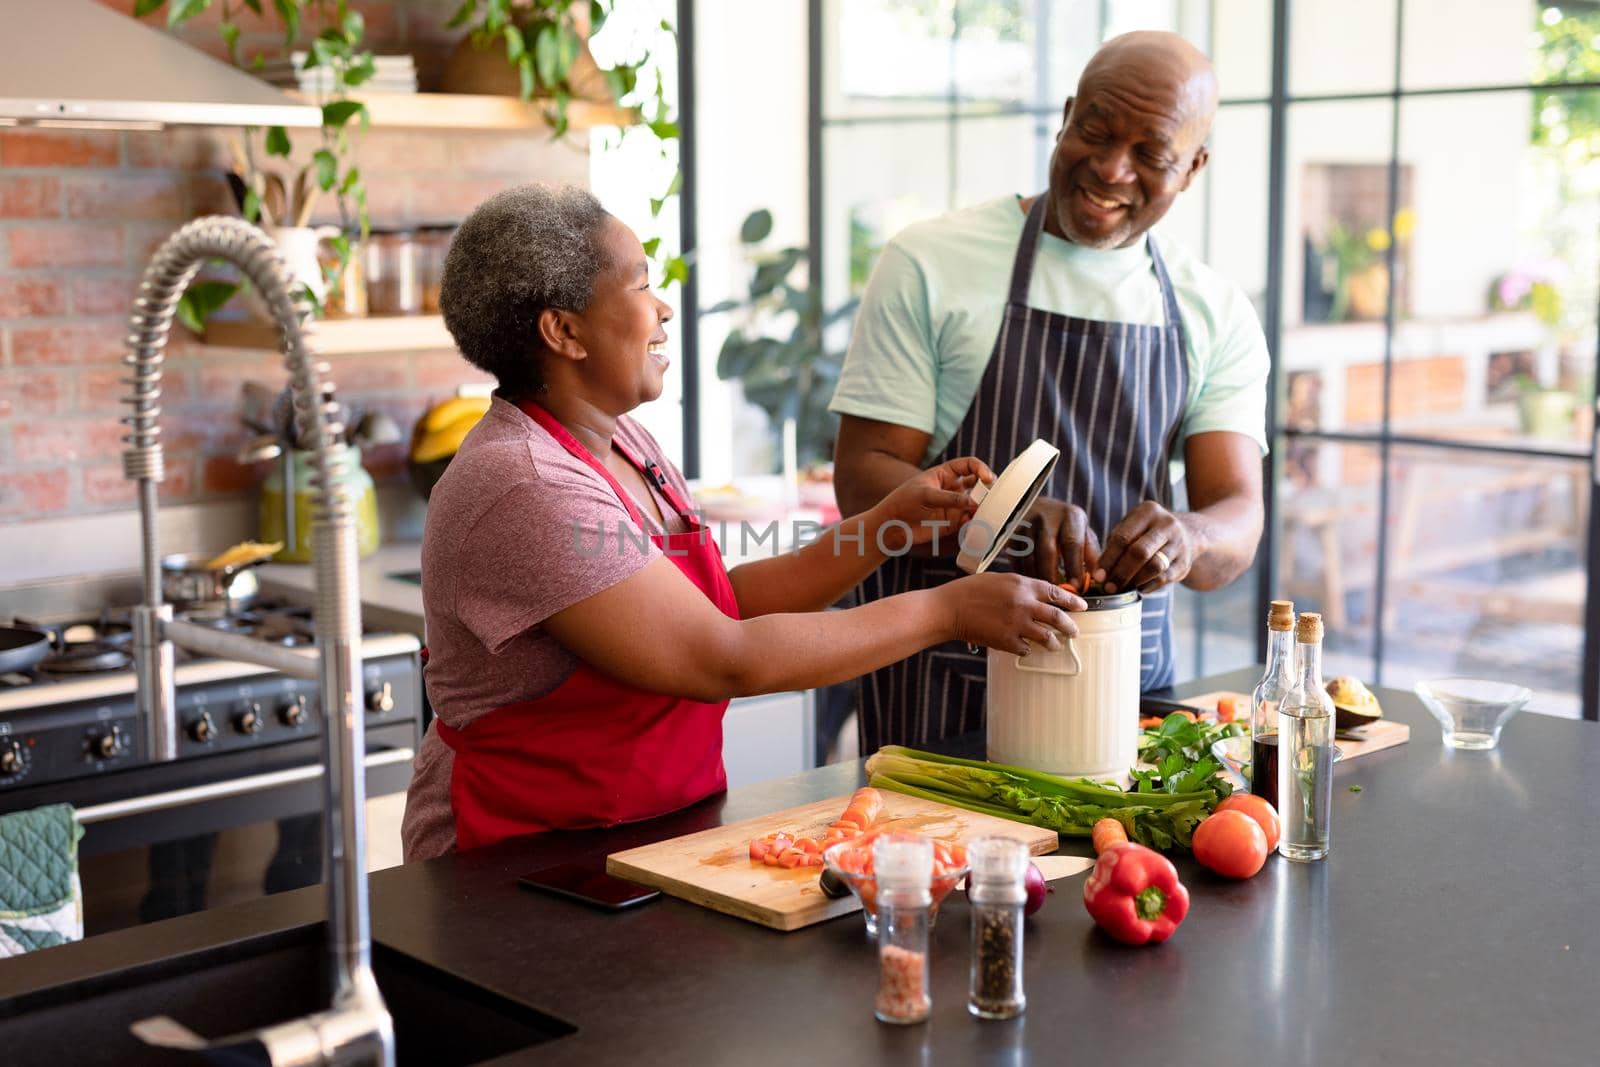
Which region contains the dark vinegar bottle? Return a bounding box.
[1250,600,1295,809]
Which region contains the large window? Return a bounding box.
[802,0,1599,717]
[1273,1,1598,720]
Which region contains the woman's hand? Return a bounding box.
[865,456,995,553]
[936,573,1083,656]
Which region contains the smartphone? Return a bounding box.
[517,861,661,911]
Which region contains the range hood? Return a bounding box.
[0,0,319,130]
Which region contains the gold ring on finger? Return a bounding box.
[1153,549,1172,572]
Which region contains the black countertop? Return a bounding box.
[4,669,1597,1065]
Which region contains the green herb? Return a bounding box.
[1349,785,1364,793]
[864,746,1223,851]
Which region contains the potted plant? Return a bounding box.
[705,209,859,470]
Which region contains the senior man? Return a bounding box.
[831,31,1268,750]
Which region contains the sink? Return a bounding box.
[0,925,573,1066]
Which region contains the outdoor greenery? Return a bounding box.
[1531,4,1600,161]
[445,0,686,285]
[707,209,859,467]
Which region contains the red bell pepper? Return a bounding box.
[1082,842,1190,945]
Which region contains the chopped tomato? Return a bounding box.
[1216,695,1239,723]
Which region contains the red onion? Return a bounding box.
[1024,861,1050,917]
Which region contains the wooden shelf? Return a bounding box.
[203,314,453,354]
[289,90,637,131]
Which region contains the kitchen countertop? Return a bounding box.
[3,669,1595,1064]
[259,542,429,636]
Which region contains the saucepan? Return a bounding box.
[0,626,52,674]
[160,553,264,612]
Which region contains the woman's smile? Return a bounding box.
[647,334,670,370]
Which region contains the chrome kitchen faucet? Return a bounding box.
[119,217,393,1066]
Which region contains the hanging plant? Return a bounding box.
[133,0,373,326]
[445,0,687,287]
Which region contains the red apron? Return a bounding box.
[433,401,738,852]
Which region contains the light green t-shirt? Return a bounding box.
[829,196,1270,482]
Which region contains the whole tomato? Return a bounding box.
[1192,810,1269,879]
[1214,793,1281,852]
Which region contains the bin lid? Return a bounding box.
[955,438,1059,575]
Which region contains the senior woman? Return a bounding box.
[401,184,1081,861]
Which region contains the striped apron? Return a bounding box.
[856,195,1190,751]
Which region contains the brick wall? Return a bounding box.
[0,1,588,522]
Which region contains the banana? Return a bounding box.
[411,413,481,464]
[421,395,491,434]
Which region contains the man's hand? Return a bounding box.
[1098,501,1195,593]
[866,456,995,551]
[1016,497,1100,585]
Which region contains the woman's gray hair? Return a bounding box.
[439,183,613,396]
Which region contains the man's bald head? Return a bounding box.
[1042,32,1219,249]
[1080,31,1219,147]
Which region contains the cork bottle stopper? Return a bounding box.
[1268,599,1295,631]
[1296,612,1323,644]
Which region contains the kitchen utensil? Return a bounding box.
[987,588,1143,779]
[0,626,52,674]
[235,433,283,465]
[262,173,287,228]
[821,834,969,937]
[240,380,279,435]
[160,553,265,611]
[348,410,402,449]
[225,171,249,215]
[290,166,315,227]
[605,791,1056,932]
[1413,678,1531,750]
[955,438,1059,575]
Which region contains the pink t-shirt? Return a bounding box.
[401,396,691,861]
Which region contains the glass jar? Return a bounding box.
[365,228,420,316]
[873,834,932,1025]
[967,836,1028,1019]
[317,231,367,319]
[417,224,455,313]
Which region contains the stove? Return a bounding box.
[0,581,423,934]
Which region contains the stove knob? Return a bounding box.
[366,682,395,714]
[189,712,216,744]
[280,695,308,727]
[234,702,264,735]
[0,740,24,776]
[91,728,120,760]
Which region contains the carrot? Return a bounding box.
[1092,818,1129,855]
[1216,695,1239,724]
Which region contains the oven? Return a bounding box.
[0,592,422,936]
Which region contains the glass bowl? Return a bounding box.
[1211,733,1343,790]
[821,832,969,938]
[1414,678,1531,750]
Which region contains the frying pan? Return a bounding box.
[0,626,51,674]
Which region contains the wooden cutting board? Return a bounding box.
[606,792,1057,932]
[1184,690,1410,760]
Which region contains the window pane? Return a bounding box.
[1403,1,1600,90]
[1167,103,1270,306]
[825,0,954,120]
[952,113,1050,207]
[1388,91,1600,452]
[1278,99,1397,436]
[1289,0,1397,97]
[1380,447,1588,719]
[1275,438,1380,683]
[1171,556,1263,684]
[1211,0,1273,101]
[821,118,953,317]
